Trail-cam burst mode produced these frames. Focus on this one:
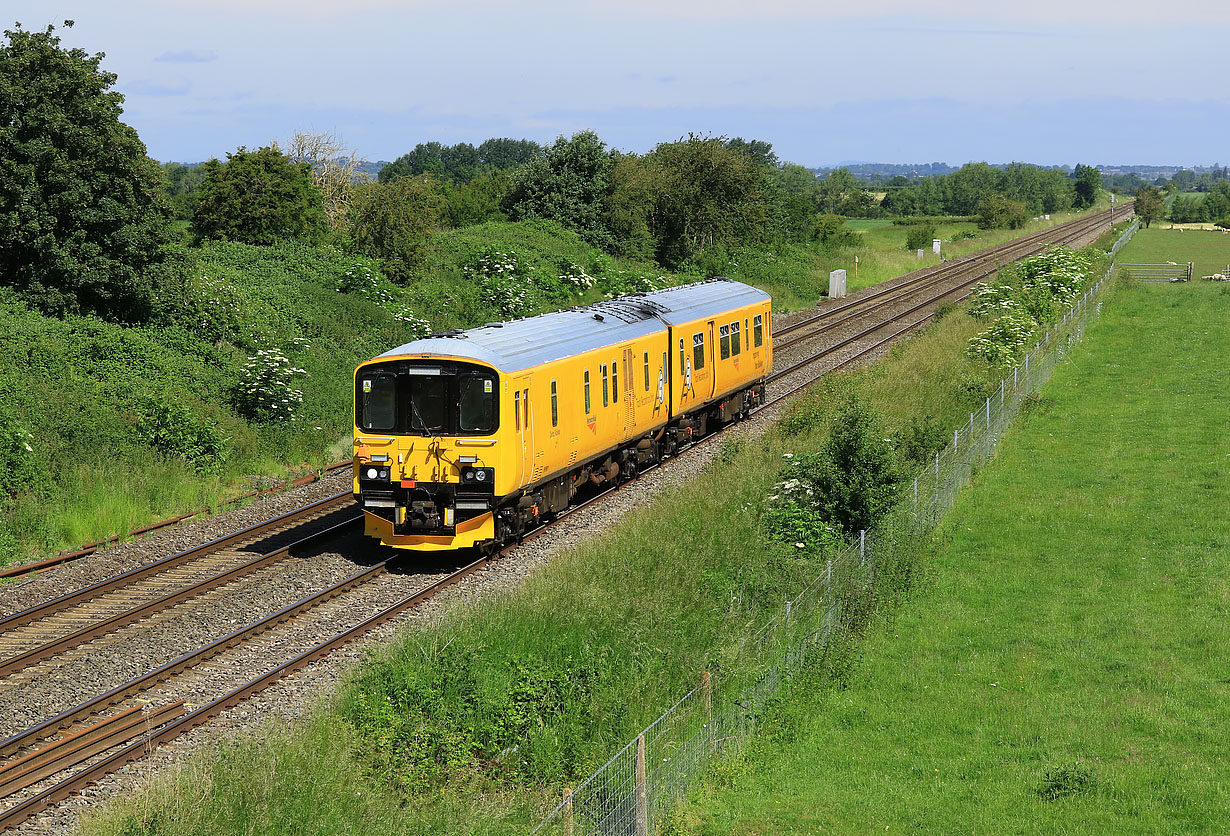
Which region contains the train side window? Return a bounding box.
[551,380,558,427]
[612,361,619,401]
[584,370,591,414]
[602,364,609,407]
[732,321,741,355]
[643,351,650,391]
[753,314,763,347]
[719,324,730,360]
[514,390,521,431]
[692,332,706,370]
[678,339,684,375]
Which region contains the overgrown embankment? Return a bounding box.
[671,281,1229,833]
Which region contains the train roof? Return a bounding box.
[372,277,770,374]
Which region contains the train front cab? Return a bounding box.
[353,356,508,551]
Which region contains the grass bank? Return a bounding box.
[671,279,1229,834]
[80,269,1020,836]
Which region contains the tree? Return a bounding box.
[503,131,613,248]
[978,193,1028,230]
[643,134,769,267]
[1134,186,1164,228]
[347,176,442,283]
[1073,163,1101,209]
[191,146,327,245]
[279,130,368,235]
[162,162,206,222]
[0,22,173,321]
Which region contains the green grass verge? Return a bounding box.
[671,279,1230,834]
[1114,225,1230,277]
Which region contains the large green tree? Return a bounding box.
[1073,163,1101,209]
[347,176,442,282]
[503,130,613,248]
[1133,185,1164,228]
[191,146,327,245]
[0,22,173,321]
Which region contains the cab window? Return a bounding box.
[359,375,396,431]
[458,373,496,433]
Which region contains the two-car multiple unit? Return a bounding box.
[352,278,772,552]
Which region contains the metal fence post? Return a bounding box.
[953,428,959,451]
[1014,365,1018,388]
[1000,378,1005,405]
[859,531,865,566]
[985,397,991,430]
[635,734,648,836]
[701,671,713,753]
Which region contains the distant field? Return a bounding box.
[675,280,1230,834]
[1116,226,1230,276]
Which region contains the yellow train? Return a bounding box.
[352,278,772,552]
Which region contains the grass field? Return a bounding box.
[1115,226,1230,276]
[673,279,1230,834]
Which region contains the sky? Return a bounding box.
[6,0,1227,168]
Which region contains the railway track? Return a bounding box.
[0,205,1130,831]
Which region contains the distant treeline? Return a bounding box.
[1168,183,1230,224]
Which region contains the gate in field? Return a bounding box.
[1123,262,1193,282]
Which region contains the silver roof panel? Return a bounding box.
[374,278,769,373]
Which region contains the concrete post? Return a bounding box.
[828,269,847,298]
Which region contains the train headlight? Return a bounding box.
[366,467,378,480]
[459,466,495,489]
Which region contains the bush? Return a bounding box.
[904,224,935,252]
[978,193,1028,230]
[767,394,902,537]
[135,397,228,473]
[231,346,307,423]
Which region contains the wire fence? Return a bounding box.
[533,223,1137,836]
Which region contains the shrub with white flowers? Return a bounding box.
[337,258,431,340]
[966,246,1105,372]
[232,347,307,422]
[465,250,535,316]
[968,283,1019,320]
[557,260,597,289]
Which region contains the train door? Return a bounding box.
[707,320,717,400]
[622,346,636,433]
[512,375,531,487]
